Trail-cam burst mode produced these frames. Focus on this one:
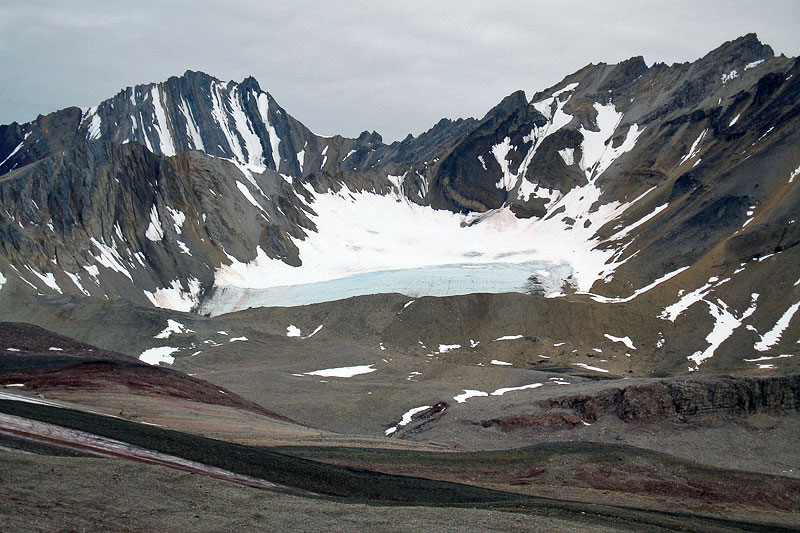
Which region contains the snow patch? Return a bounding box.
[744,59,765,70]
[517,181,560,206]
[572,363,609,373]
[0,137,27,168]
[495,335,524,341]
[659,275,721,322]
[754,302,800,351]
[789,165,800,184]
[679,129,708,166]
[387,174,405,193]
[438,344,461,353]
[603,334,636,350]
[178,97,205,151]
[385,405,432,435]
[209,81,243,162]
[397,405,430,425]
[25,267,62,294]
[579,103,643,181]
[144,277,201,312]
[87,112,102,140]
[558,147,575,166]
[64,271,91,296]
[608,203,669,241]
[453,389,488,403]
[745,354,793,362]
[688,293,758,370]
[139,346,179,366]
[285,324,323,339]
[236,181,267,214]
[492,137,517,190]
[590,266,689,304]
[155,319,192,339]
[89,238,133,281]
[145,205,164,241]
[150,86,176,156]
[490,360,512,366]
[166,207,186,234]
[721,70,739,84]
[258,94,282,170]
[303,365,376,378]
[305,325,323,338]
[490,383,542,395]
[228,87,264,167]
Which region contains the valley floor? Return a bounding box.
[0,292,797,531]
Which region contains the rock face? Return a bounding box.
[477,374,800,432]
[426,90,549,213]
[0,34,798,374]
[0,140,314,307]
[539,374,800,423]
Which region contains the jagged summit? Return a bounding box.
[482,90,529,118]
[704,33,774,63]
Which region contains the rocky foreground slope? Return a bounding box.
[0,34,798,374]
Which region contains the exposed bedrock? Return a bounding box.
[481,374,800,430]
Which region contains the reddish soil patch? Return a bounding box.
[569,463,800,512]
[0,322,295,422]
[0,361,291,421]
[478,412,582,431]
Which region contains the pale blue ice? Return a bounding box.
[199,260,572,315]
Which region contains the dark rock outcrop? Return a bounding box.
[540,375,800,423]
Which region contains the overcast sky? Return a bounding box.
[1,1,798,142]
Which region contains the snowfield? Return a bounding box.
[200,177,656,314]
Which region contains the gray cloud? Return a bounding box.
[1,1,798,141]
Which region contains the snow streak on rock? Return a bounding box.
[754,302,800,352]
[687,293,758,370]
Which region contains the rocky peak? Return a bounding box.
[597,55,649,92]
[356,130,383,146]
[708,33,773,63]
[690,33,774,82]
[237,75,263,93]
[482,90,528,121]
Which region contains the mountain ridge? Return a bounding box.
[0,34,798,375]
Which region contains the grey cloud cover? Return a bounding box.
[1,1,798,141]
